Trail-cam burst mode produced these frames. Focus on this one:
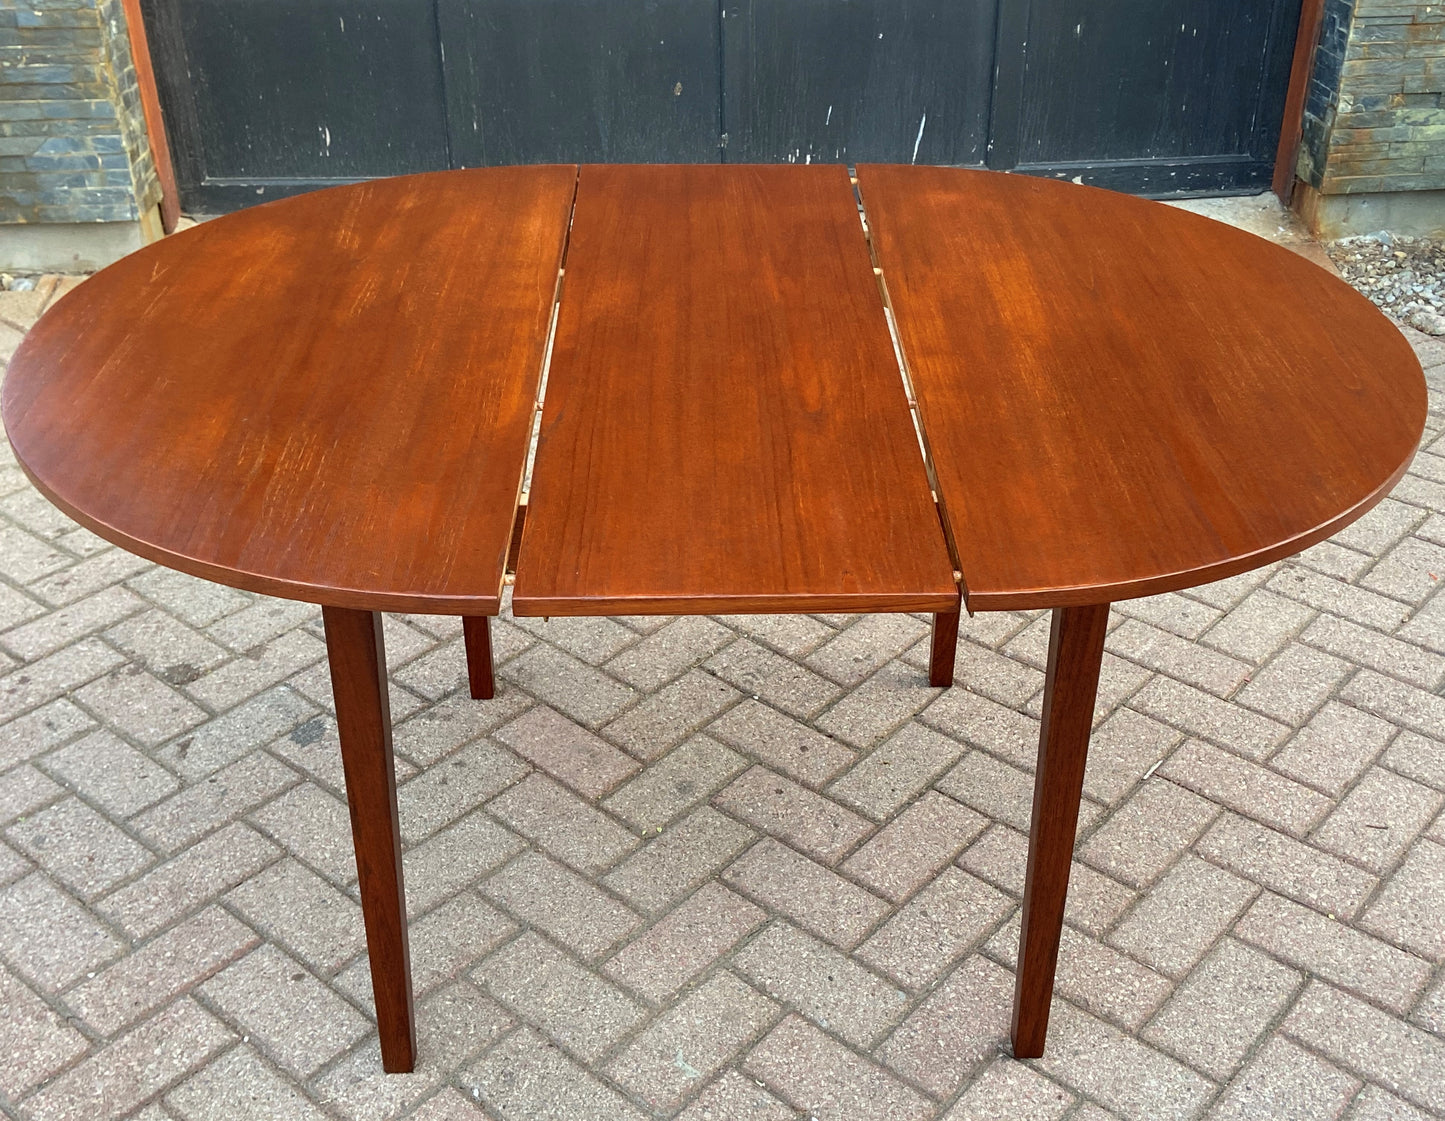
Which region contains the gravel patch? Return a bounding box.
[1327,233,1445,335]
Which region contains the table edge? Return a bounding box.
[962,435,1421,612]
[510,589,962,618]
[3,441,505,616]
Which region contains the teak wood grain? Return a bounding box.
[2,167,576,615]
[2,164,1432,1074]
[1012,602,1110,1058]
[462,616,496,700]
[322,606,414,1071]
[857,164,1428,611]
[512,163,959,617]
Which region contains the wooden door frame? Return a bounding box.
[120,0,181,232]
[1273,0,1327,203]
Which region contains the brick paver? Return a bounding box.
[1,276,1444,1121]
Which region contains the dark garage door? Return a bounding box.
[140,0,1303,213]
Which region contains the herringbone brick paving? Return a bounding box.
[2,271,1444,1120]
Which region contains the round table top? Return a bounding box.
[2,164,1427,615]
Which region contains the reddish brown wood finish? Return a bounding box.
[462,616,496,700]
[322,606,414,1072]
[857,165,1427,613]
[2,165,1431,1072]
[512,164,958,618]
[506,503,528,576]
[929,609,961,688]
[1274,0,1327,203]
[2,167,576,615]
[1012,603,1110,1058]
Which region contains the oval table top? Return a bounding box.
[2,164,1428,616]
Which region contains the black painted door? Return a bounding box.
[143,0,453,211]
[140,0,1302,213]
[438,0,720,165]
[722,0,996,166]
[989,0,1301,194]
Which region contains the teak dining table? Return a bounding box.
[2,164,1426,1075]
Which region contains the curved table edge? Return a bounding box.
[2,438,507,617]
[961,426,1426,613]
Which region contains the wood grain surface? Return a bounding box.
[322,606,414,1071]
[1012,602,1110,1058]
[857,164,1428,611]
[2,167,576,614]
[4,164,1426,621]
[462,616,496,700]
[512,164,959,616]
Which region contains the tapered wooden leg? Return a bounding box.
[461,616,495,700]
[1011,602,1110,1058]
[322,606,415,1073]
[929,607,961,687]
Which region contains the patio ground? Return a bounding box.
[1,207,1443,1121]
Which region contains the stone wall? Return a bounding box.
[0,0,161,228]
[1299,0,1354,188]
[1295,0,1445,236]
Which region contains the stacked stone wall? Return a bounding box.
[1300,0,1445,195]
[0,0,160,225]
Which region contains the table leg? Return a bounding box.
[929,607,961,687]
[461,615,496,700]
[1011,602,1109,1058]
[322,606,416,1073]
